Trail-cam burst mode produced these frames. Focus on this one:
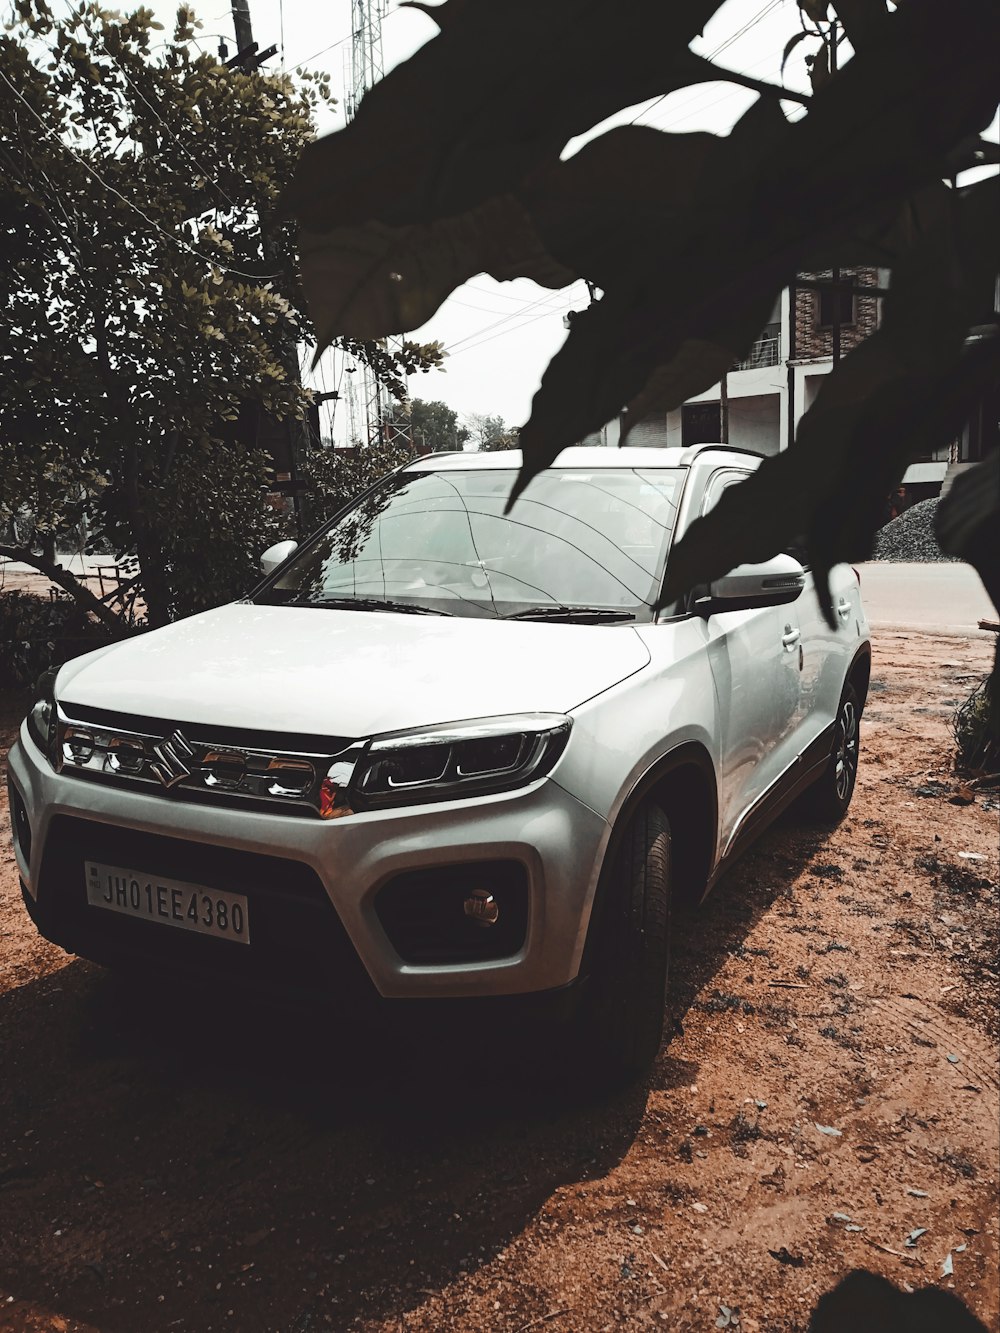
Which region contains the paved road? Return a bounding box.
[856,560,996,633]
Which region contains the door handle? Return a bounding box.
[837,598,851,622]
[782,626,801,651]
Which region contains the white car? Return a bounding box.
[8,445,870,1083]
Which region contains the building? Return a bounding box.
[620,268,997,502]
[622,270,882,457]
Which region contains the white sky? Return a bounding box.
[145,0,998,443]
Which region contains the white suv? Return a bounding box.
[8,446,870,1082]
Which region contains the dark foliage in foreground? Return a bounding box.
[286,0,999,725]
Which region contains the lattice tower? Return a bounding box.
[347,0,411,450]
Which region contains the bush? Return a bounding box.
[306,438,413,528]
[954,678,1000,775]
[0,591,113,688]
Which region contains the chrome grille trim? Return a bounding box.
[53,707,359,817]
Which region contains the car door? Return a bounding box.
[694,468,801,853]
[794,560,863,747]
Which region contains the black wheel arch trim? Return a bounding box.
[578,742,718,980]
[848,642,872,710]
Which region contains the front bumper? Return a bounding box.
[8,725,609,1000]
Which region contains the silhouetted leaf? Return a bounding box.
[509,0,999,506]
[805,43,831,93]
[781,30,814,77]
[285,1,728,230]
[299,196,575,352]
[287,0,1000,719]
[659,179,999,620]
[936,446,1000,729]
[832,0,887,47]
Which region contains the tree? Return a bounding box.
[0,1,441,628]
[306,436,413,527]
[285,0,1000,722]
[465,412,518,451]
[389,397,469,452]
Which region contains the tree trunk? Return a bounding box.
[0,544,129,636]
[93,295,170,628]
[122,441,171,629]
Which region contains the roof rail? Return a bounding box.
[406,448,468,462]
[678,443,766,465]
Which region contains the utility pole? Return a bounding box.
[829,21,842,368]
[719,369,729,444]
[787,279,797,451]
[347,0,412,453]
[230,0,307,528]
[231,0,253,55]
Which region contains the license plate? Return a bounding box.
[84,861,250,945]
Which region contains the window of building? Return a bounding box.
[817,272,857,329]
[681,402,722,447]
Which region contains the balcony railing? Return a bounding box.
[732,333,781,371]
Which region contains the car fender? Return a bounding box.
[572,740,719,982]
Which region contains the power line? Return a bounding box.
[82,17,241,213]
[0,67,283,281]
[463,277,577,306]
[628,0,785,127]
[644,41,799,133]
[286,6,401,76]
[444,6,798,351]
[447,292,585,359]
[447,290,573,318]
[445,282,586,354]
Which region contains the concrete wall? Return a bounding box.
[728,394,780,455]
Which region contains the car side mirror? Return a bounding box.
[260,539,298,577]
[695,554,806,616]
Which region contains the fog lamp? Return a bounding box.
[464,889,499,927]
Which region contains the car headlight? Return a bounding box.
[343,714,571,810]
[25,666,59,760]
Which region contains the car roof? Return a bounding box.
[403,444,761,473]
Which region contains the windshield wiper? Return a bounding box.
[286,596,454,616]
[506,605,636,623]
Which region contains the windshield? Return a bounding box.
[257,466,684,621]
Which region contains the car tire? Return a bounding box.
[572,799,672,1089]
[801,680,862,824]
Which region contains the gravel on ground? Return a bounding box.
[1,630,998,1333]
[872,498,960,563]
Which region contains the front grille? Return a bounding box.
[53,705,357,819]
[34,815,377,999]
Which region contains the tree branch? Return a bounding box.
[0,545,131,635]
[832,0,887,49]
[713,63,811,106]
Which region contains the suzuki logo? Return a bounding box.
[150,729,196,789]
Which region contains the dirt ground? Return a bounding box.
[1,628,997,1333]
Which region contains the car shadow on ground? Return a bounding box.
[657,804,838,1089]
[0,808,835,1332]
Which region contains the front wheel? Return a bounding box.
[801,681,861,824]
[570,799,672,1089]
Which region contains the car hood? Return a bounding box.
[56,604,650,737]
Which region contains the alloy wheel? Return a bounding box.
[834,698,859,801]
